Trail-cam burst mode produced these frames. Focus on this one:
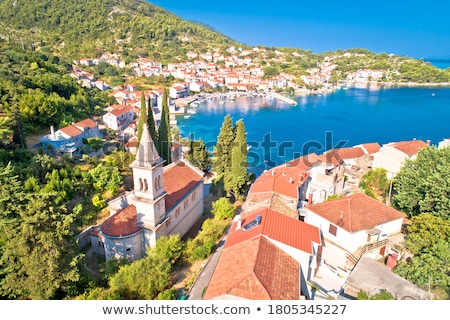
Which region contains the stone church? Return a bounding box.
[91,126,205,260]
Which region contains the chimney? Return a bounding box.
[426,140,430,145]
[289,177,293,183]
[50,125,56,139]
[339,212,344,226]
[236,215,242,230]
[308,193,313,204]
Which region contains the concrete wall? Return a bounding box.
[76,225,97,249]
[103,230,144,261]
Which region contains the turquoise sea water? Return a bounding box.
[426,60,450,69]
[176,86,450,175]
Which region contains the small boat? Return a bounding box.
[184,115,191,119]
[432,93,436,96]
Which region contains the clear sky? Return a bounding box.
[150,0,450,60]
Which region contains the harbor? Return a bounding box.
[271,92,297,105]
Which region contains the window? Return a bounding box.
[143,179,148,192]
[139,178,143,191]
[329,224,337,236]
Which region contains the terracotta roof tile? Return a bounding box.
[101,205,141,237]
[360,142,381,154]
[74,118,98,129]
[319,149,344,167]
[60,124,83,137]
[204,236,300,300]
[286,153,321,170]
[391,140,428,156]
[249,166,308,199]
[226,208,321,254]
[163,161,203,211]
[336,147,366,160]
[306,193,406,233]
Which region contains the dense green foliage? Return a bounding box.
[359,167,390,201]
[357,289,395,300]
[186,138,212,172]
[157,87,171,164]
[392,146,450,219]
[212,114,234,176]
[213,115,250,198]
[393,214,450,299]
[0,164,83,299]
[137,91,147,142]
[147,96,158,144]
[211,197,236,220]
[0,0,237,60]
[0,43,113,143]
[225,119,249,198]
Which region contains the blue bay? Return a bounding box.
[175,86,450,175]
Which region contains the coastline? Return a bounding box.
[293,81,450,96]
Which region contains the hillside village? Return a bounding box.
[32,44,450,300]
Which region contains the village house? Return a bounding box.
[40,118,100,155]
[203,207,321,300]
[371,139,429,178]
[90,126,205,260]
[169,83,190,99]
[102,105,135,131]
[304,193,407,272]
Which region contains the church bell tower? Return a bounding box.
[129,125,166,229]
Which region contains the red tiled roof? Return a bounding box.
[101,205,141,237]
[286,153,321,170]
[336,147,365,160]
[74,118,98,129]
[111,106,132,116]
[319,149,344,167]
[360,142,381,154]
[60,124,83,137]
[226,208,321,254]
[203,236,300,300]
[306,193,406,233]
[249,166,308,199]
[391,140,428,156]
[163,161,203,211]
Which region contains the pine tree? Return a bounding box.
[158,87,171,164]
[147,94,158,146]
[213,114,234,176]
[137,90,147,142]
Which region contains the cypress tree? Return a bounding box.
[158,87,171,164]
[213,114,234,176]
[187,138,212,172]
[137,90,147,142]
[225,119,248,197]
[147,95,158,145]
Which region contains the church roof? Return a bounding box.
[101,205,141,237]
[130,125,163,168]
[100,160,203,237]
[163,160,204,211]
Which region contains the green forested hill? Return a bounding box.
[0,0,238,59]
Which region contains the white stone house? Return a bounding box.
[304,193,406,271]
[372,139,429,178]
[102,106,135,131]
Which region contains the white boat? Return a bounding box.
[184,115,191,119]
